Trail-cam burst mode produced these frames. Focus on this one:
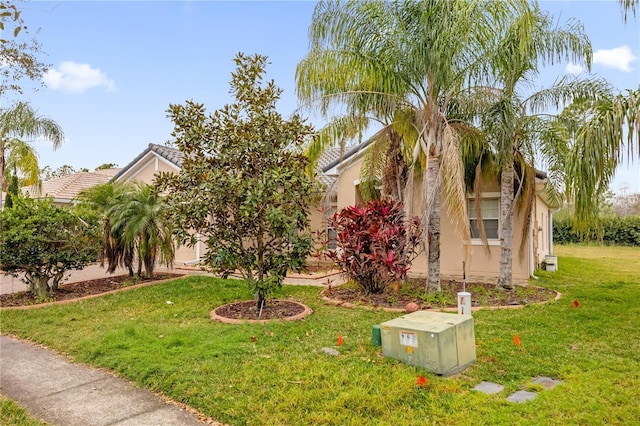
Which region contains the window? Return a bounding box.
[468,197,499,239]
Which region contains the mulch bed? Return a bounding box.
[322,279,558,311]
[213,300,308,321]
[0,273,184,308]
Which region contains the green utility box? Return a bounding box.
[380,311,476,376]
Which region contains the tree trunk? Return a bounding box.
[426,154,441,293]
[32,275,50,300]
[381,131,406,202]
[497,161,515,290]
[0,137,6,194]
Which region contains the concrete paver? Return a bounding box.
[0,336,207,425]
[473,381,504,395]
[532,376,563,390]
[506,390,538,403]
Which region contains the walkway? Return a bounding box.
[0,335,211,425]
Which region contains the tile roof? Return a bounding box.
[22,169,121,203]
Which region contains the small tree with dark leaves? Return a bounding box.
[156,53,315,309]
[0,198,100,300]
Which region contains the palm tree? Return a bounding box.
[78,182,137,276]
[297,0,527,292]
[0,101,64,193]
[560,0,639,236]
[110,182,175,279]
[478,4,608,289]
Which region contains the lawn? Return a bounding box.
[1,245,639,425]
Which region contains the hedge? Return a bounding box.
[553,215,640,246]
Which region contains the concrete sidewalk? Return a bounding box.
[0,335,211,425]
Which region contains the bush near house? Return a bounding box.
[327,199,422,294]
[554,215,640,246]
[0,198,100,299]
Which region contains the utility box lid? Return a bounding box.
[380,311,476,376]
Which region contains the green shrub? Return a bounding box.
[554,215,640,246]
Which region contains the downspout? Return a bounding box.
[529,220,538,280]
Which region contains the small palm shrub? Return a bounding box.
[327,200,422,294]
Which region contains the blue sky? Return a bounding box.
[6,0,640,193]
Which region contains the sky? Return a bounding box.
[5,0,640,194]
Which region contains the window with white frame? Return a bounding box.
[468,196,500,240]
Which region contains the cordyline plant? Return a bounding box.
[327,199,422,294]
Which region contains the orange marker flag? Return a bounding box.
[513,333,521,347]
[573,299,580,308]
[416,375,428,386]
[337,334,344,346]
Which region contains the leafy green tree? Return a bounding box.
[0,197,100,300]
[95,163,118,170]
[40,164,77,181]
[0,1,48,96]
[4,170,18,208]
[0,102,64,193]
[297,0,528,292]
[157,53,315,309]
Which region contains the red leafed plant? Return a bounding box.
[327,200,422,294]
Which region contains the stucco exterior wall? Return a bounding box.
[114,153,199,264]
[117,156,178,184]
[332,160,547,283]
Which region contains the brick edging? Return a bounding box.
[319,287,562,313]
[0,274,189,310]
[210,300,313,324]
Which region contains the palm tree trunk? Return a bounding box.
[0,137,6,193]
[426,154,441,293]
[381,131,406,202]
[497,161,515,290]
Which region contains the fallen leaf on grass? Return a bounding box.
[416,375,428,386]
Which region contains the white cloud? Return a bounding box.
[44,61,116,93]
[593,46,638,72]
[565,63,584,75]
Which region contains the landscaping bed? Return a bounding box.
[0,273,184,308]
[322,279,559,310]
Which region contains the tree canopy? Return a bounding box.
[157,53,316,309]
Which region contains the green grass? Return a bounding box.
[1,245,639,425]
[0,397,49,425]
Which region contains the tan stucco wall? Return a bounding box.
[332,159,548,283]
[115,153,198,264]
[117,156,179,184]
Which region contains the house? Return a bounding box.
[325,145,558,283]
[20,168,121,207]
[114,142,557,282]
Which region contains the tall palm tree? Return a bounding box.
[480,4,604,289]
[110,182,175,279]
[297,0,527,292]
[0,101,64,193]
[561,0,639,236]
